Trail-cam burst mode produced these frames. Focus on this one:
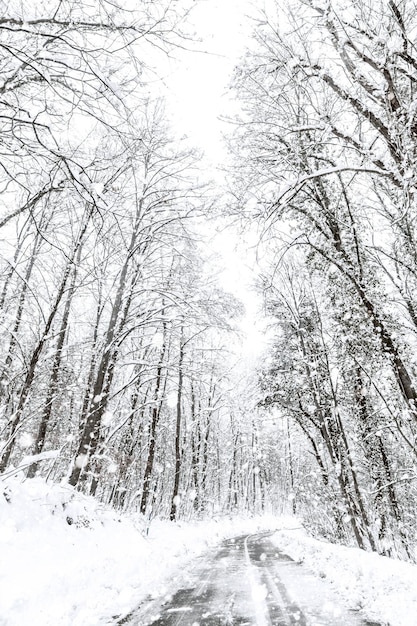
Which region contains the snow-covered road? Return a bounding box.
[117,532,380,626]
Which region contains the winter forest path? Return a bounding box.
[114,532,380,626]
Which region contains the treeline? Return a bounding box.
[0,0,270,520]
[230,0,417,560]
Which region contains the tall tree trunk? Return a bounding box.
[140,319,168,515]
[170,325,184,521]
[0,208,91,473]
[27,248,80,478]
[353,368,389,545]
[0,223,44,396]
[68,203,145,488]
[312,242,417,423]
[296,322,366,548]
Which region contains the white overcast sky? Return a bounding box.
[162,0,269,357]
[165,0,254,163]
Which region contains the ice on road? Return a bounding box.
[118,532,380,626]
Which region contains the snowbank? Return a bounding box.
[272,528,417,626]
[0,476,284,626]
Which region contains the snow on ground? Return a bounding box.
[0,475,283,626]
[272,528,417,626]
[2,475,417,626]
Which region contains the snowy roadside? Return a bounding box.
[0,476,286,626]
[272,529,417,626]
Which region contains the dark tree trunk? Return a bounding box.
[27,248,80,477]
[140,320,168,515]
[170,326,184,521]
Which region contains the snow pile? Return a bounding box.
[0,476,284,626]
[272,528,417,626]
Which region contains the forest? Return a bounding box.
[1,0,417,566]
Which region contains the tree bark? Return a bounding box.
[140,319,168,515]
[170,325,184,521]
[27,249,80,478]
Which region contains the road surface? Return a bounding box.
[116,532,380,626]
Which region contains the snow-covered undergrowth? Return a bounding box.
[272,528,417,626]
[0,476,283,626]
